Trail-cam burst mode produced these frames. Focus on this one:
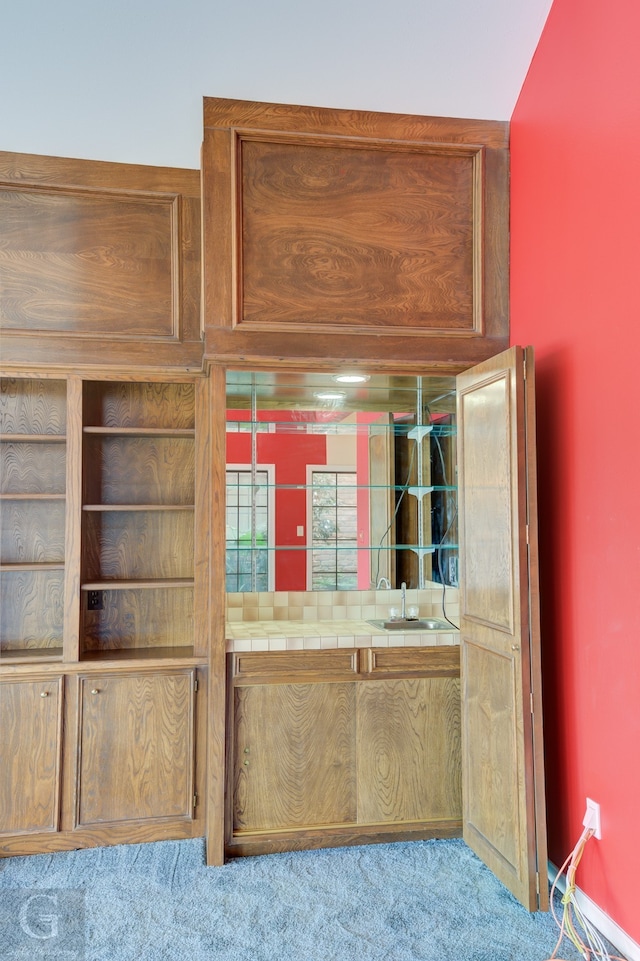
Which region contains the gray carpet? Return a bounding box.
[0,837,584,961]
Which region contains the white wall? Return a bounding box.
[1,0,552,169]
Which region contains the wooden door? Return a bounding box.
[0,677,63,834]
[76,670,195,826]
[232,681,356,832]
[456,346,547,911]
[356,676,461,825]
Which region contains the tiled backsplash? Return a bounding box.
[226,582,459,624]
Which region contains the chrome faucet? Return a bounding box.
[401,582,407,620]
[376,576,391,590]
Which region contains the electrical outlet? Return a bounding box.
[583,798,602,840]
[87,590,104,611]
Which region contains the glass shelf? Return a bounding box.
[228,481,456,492]
[226,418,456,437]
[226,544,458,553]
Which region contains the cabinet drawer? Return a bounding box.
[231,649,359,682]
[359,646,460,678]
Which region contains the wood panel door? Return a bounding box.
[456,346,547,911]
[232,681,357,833]
[0,676,63,834]
[76,670,195,827]
[356,676,461,825]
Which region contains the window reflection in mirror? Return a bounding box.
[225,371,458,592]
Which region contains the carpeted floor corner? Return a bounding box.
[0,837,586,961]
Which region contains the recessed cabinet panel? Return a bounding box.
[233,681,357,832]
[240,138,476,333]
[77,672,195,826]
[357,677,461,825]
[0,677,62,834]
[462,640,519,870]
[0,152,202,369]
[0,187,174,336]
[459,373,513,631]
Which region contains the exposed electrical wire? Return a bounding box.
[544,827,626,961]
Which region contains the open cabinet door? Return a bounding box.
[456,346,548,912]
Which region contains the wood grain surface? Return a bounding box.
[82,509,194,581]
[0,500,65,563]
[82,435,194,506]
[233,681,357,832]
[240,139,475,331]
[0,569,64,651]
[0,150,201,370]
[357,677,461,824]
[0,676,62,833]
[81,585,194,652]
[0,187,174,335]
[83,381,195,430]
[0,378,67,434]
[76,671,194,825]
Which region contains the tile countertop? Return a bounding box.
[225,619,460,653]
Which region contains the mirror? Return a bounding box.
[226,371,458,592]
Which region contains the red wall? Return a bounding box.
[226,415,327,590]
[510,0,640,939]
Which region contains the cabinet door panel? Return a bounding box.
[233,682,356,832]
[457,346,547,911]
[0,677,62,834]
[357,677,461,824]
[77,671,194,826]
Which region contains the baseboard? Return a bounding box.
[548,862,640,961]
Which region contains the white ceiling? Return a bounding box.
[0,0,553,170]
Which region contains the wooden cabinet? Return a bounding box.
[0,676,63,835]
[226,647,461,856]
[76,670,196,827]
[0,372,209,858]
[202,98,509,372]
[80,380,198,659]
[0,378,67,661]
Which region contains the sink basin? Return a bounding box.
[366,617,452,632]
